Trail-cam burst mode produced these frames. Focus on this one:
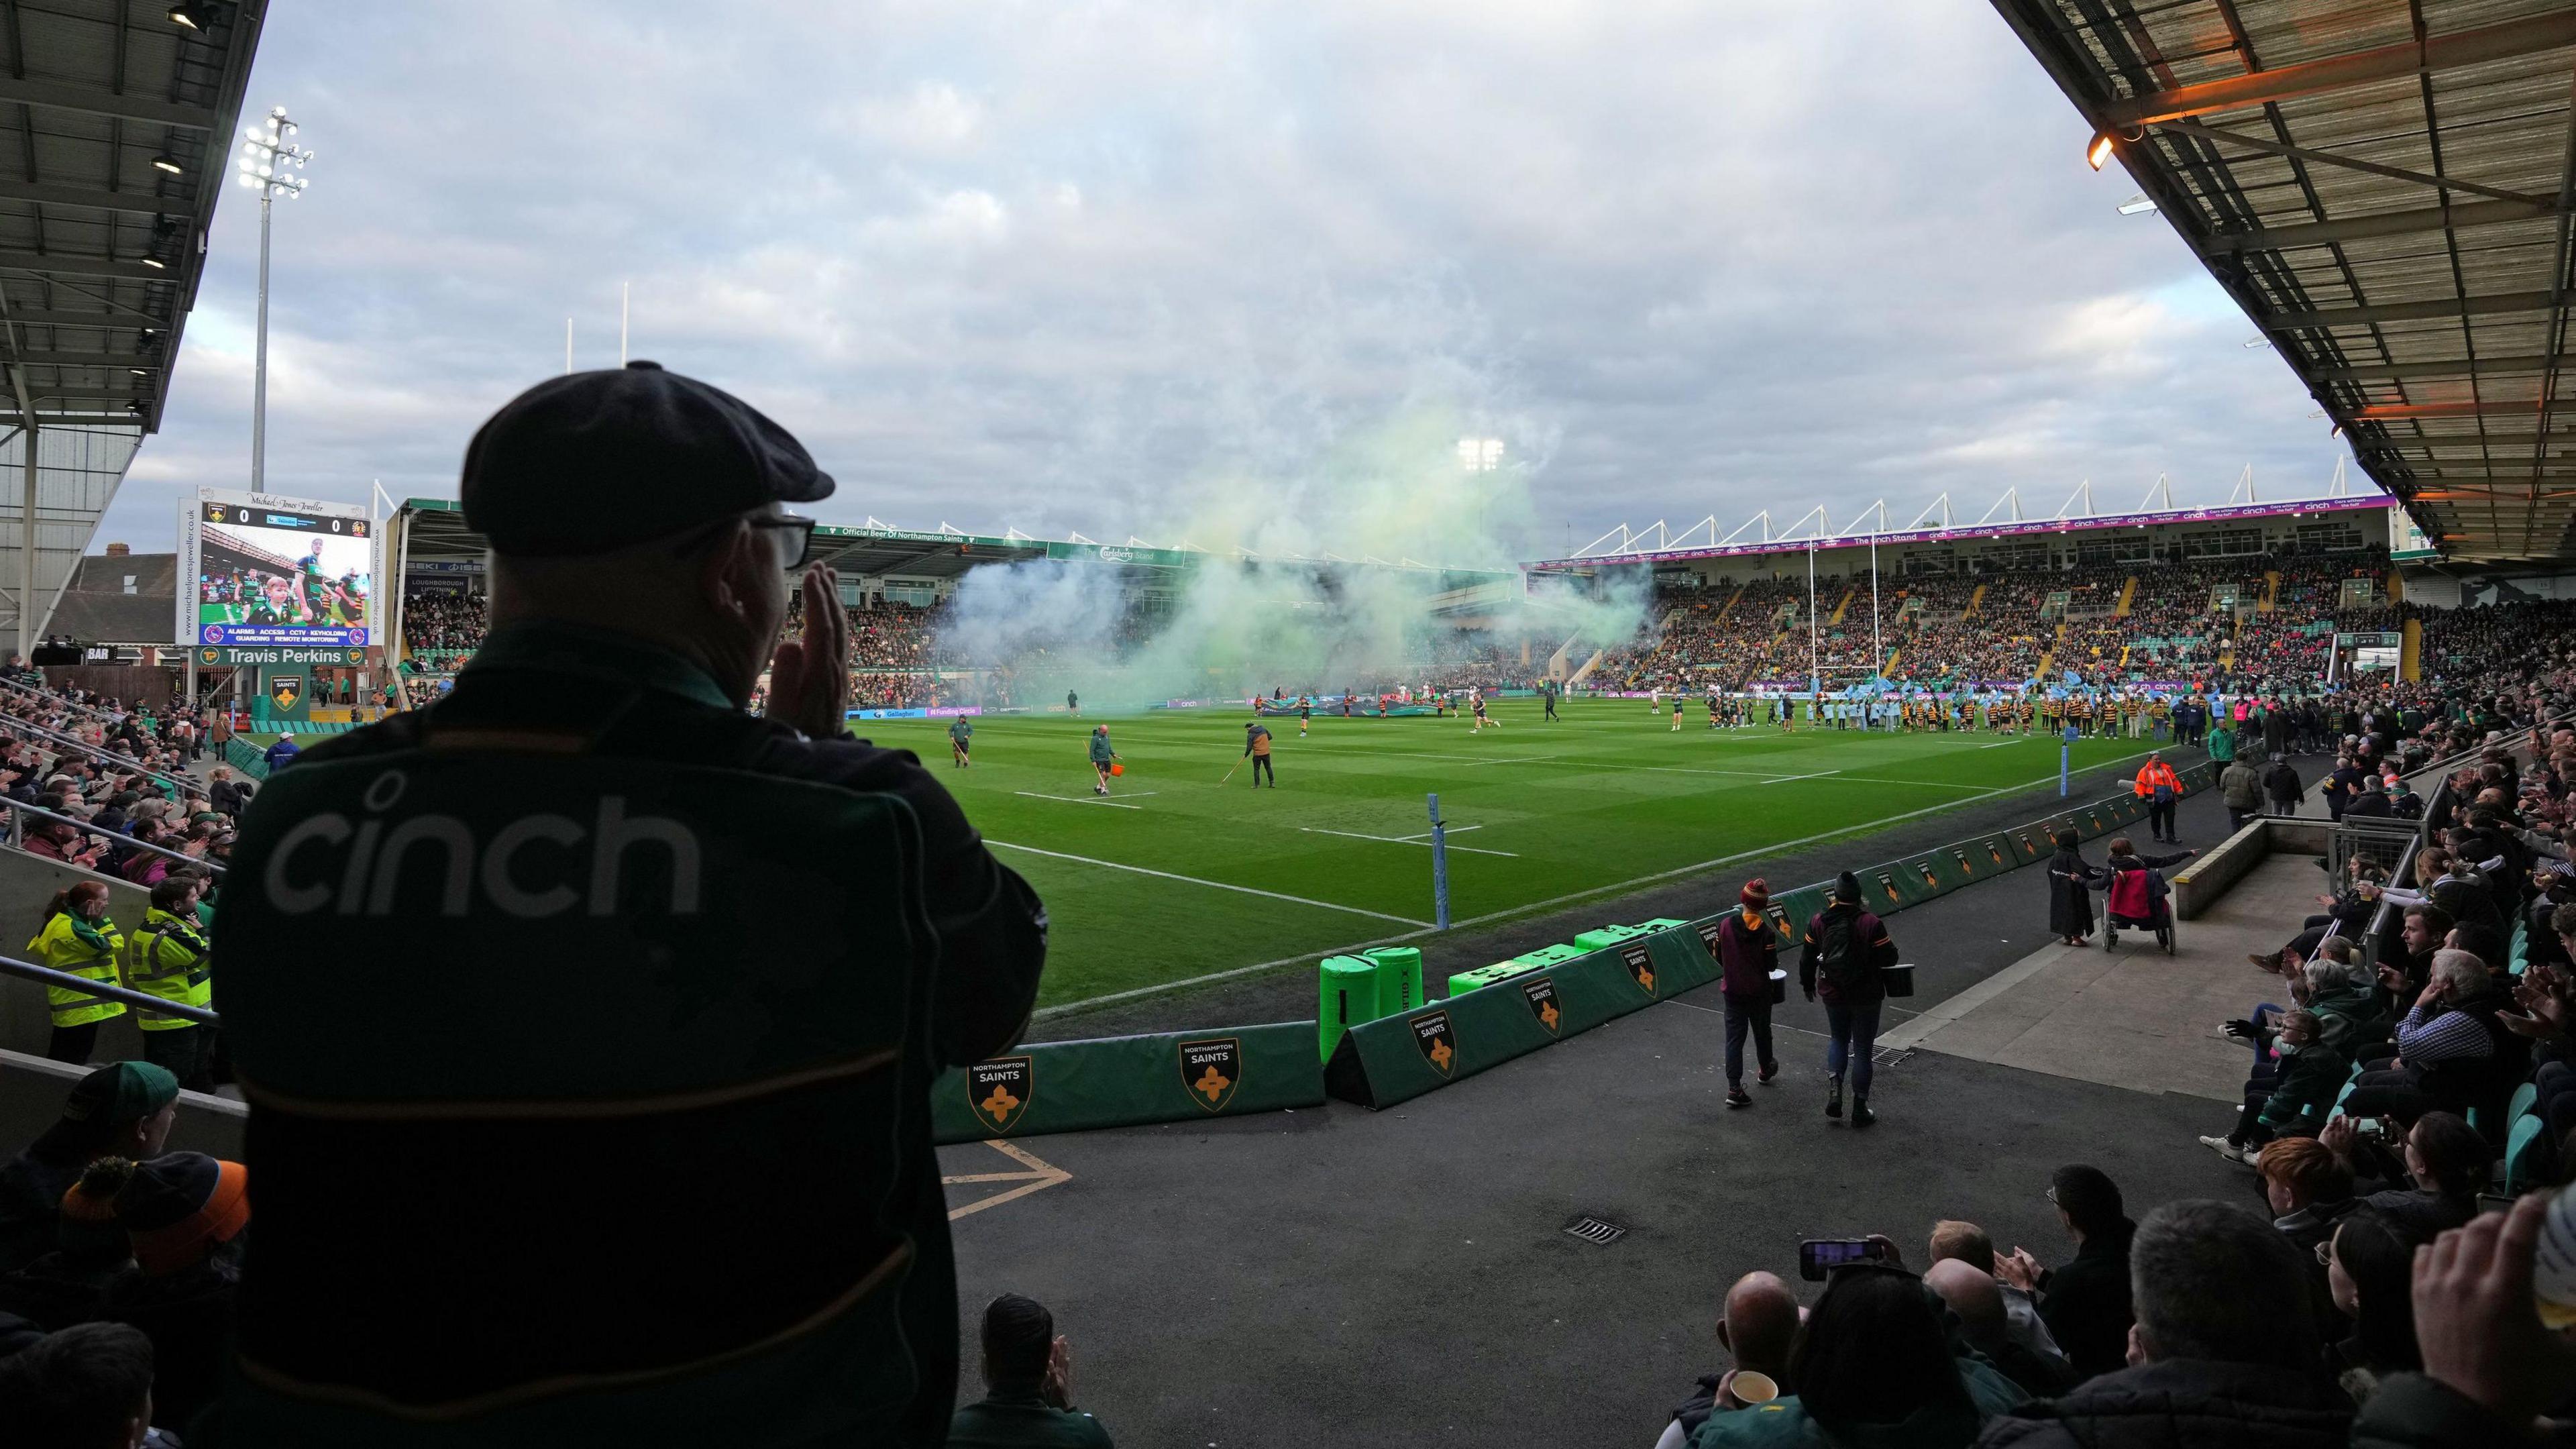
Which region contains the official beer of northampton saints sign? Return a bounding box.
[1520,976,1562,1035]
[1620,943,1657,996]
[966,1056,1034,1134]
[1177,1036,1241,1114]
[1410,1009,1457,1076]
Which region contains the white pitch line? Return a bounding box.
[1759,770,1840,784]
[987,839,1433,926]
[1014,791,1153,810]
[1301,825,1520,858]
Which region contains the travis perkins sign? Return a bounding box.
[197,647,368,667]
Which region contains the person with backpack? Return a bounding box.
[1798,871,1898,1127]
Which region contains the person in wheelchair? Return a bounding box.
[2092,836,2194,952]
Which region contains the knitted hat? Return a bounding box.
[1833,871,1862,903]
[1741,878,1769,908]
[60,1061,178,1128]
[55,1156,136,1263]
[115,1152,248,1277]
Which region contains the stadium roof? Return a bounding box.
[394,499,1517,588]
[1527,478,2388,570]
[1993,0,2576,566]
[0,0,266,646]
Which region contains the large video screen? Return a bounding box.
[187,494,374,647]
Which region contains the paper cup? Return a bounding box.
[1728,1371,1780,1405]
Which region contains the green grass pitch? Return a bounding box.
[855,699,2168,1012]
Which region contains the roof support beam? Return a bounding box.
[2360,433,2576,450]
[0,310,162,329]
[2355,400,2542,421]
[2316,354,2575,383]
[2200,197,2562,255]
[11,353,156,370]
[2098,11,2576,128]
[0,76,216,131]
[0,180,192,219]
[2267,288,2557,329]
[2152,118,2551,211]
[0,252,173,283]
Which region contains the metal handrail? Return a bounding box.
[0,951,219,1026]
[1,798,227,875]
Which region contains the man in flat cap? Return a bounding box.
[209,364,1049,1447]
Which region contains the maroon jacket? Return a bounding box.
[1713,908,1776,998]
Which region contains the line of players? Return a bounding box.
[1640,686,2208,738]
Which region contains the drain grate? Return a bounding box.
[1563,1214,1627,1246]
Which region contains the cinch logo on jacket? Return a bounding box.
[262,769,702,919]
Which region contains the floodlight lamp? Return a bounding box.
[246,125,265,140]
[270,105,287,117]
[150,155,182,175]
[140,256,165,269]
[166,3,203,30]
[2116,193,2157,215]
[2086,133,2116,170]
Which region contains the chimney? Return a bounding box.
[103,542,129,556]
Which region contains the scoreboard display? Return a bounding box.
[177,488,378,647]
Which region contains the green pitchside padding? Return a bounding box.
[1324,765,2216,1112]
[1318,956,1381,1062]
[1364,947,1428,1014]
[933,1020,1325,1144]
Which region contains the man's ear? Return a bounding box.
[695,522,754,625]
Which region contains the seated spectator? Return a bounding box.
[1925,1219,2059,1362]
[1658,1271,1801,1449]
[0,1064,177,1275]
[2318,1112,2487,1245]
[947,1293,1113,1448]
[100,1152,248,1433]
[0,1320,174,1448]
[2253,1137,2360,1313]
[1923,1258,2076,1398]
[1979,1199,2349,1449]
[2345,949,2527,1128]
[2323,1211,2420,1404]
[1995,1166,2136,1380]
[1693,1263,2022,1448]
[0,1157,137,1331]
[2204,1007,2345,1163]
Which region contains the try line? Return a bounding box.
[987,839,1433,928]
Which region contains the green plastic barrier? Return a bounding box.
[1445,959,1541,998]
[1326,941,1672,1108]
[1364,947,1426,1014]
[1318,956,1382,1062]
[934,1020,1325,1143]
[1572,923,1652,951]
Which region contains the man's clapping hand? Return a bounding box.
[2412,1193,2575,1430]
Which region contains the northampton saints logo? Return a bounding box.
[1411,1010,1458,1076]
[966,1056,1034,1134]
[1696,920,1723,958]
[1620,942,1657,996]
[1916,861,1940,890]
[267,675,303,712]
[1520,975,1562,1034]
[1986,839,2009,867]
[1177,1036,1241,1113]
[1876,871,1902,906]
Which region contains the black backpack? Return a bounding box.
[1817,910,1871,991]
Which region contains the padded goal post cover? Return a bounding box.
[932,1020,1324,1144]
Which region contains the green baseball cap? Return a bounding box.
[60,1061,178,1124]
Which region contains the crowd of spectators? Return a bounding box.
[396,590,486,663]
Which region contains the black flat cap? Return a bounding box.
[460,361,833,556]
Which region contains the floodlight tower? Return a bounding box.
[235,105,314,493]
[1459,437,1504,541]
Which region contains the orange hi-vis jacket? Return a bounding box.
[2133,760,2182,798]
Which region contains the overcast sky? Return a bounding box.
[107,0,2367,564]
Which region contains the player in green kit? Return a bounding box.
[1297,696,1311,737]
[948,714,973,767]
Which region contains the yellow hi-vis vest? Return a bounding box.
[28,911,127,1028]
[125,906,212,1031]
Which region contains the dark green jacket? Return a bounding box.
[2308,981,2390,1055]
[2257,1042,2351,1132]
[2347,1373,2528,1449]
[947,1387,1114,1448]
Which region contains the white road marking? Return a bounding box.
[1301,825,1520,857]
[1014,791,1155,810]
[987,840,1433,926]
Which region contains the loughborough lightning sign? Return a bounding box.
[176,488,379,648]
